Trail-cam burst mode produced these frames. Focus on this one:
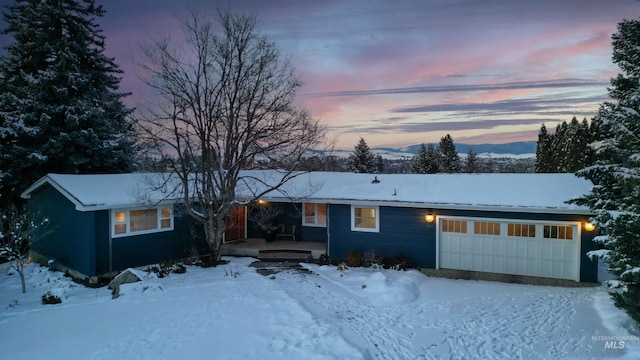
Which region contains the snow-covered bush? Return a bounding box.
[346,251,362,267]
[362,251,384,270]
[387,253,412,271]
[146,261,187,278]
[41,291,62,305]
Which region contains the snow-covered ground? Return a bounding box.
[1,258,638,359]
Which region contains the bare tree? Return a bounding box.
[247,202,283,232]
[137,10,325,262]
[0,205,49,293]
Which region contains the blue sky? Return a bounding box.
[2,0,639,148]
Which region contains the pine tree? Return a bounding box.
[0,0,135,206]
[413,143,440,174]
[424,144,440,173]
[464,149,479,173]
[561,117,579,172]
[536,118,596,173]
[374,154,384,173]
[574,19,640,324]
[560,116,594,173]
[438,134,461,173]
[552,121,569,171]
[347,138,376,173]
[535,124,556,172]
[411,144,429,174]
[577,118,596,170]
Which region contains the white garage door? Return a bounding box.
[439,217,579,281]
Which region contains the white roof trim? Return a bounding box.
[21,175,86,211]
[21,173,182,212]
[258,197,594,215]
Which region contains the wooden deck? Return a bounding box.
[220,238,327,259]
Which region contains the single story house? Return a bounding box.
[21,171,599,284]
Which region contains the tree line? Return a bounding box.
[534,117,596,173]
[343,134,529,174]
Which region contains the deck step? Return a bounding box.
[250,260,314,276]
[258,249,312,261]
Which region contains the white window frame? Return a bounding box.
[111,205,174,238]
[351,205,380,233]
[302,203,327,227]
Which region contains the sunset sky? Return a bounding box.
[3,0,640,149]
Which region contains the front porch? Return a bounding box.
[220,238,327,260]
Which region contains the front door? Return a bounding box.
[225,206,246,242]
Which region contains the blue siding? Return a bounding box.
[29,184,97,276]
[328,205,598,282]
[94,210,110,275]
[329,205,436,268]
[580,230,598,282]
[30,184,209,277]
[299,225,327,242]
[110,212,208,272]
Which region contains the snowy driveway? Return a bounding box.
[275,264,637,359]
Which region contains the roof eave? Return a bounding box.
[21,175,86,211]
[258,196,594,216]
[77,198,182,212]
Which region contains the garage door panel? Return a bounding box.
[459,253,472,270]
[472,253,483,270]
[491,254,505,273]
[506,257,516,274]
[460,236,473,253]
[527,240,541,258]
[542,259,554,277]
[541,242,554,260]
[440,218,578,281]
[516,259,527,275]
[492,238,505,254]
[516,241,527,256]
[506,241,517,257]
[526,259,541,277]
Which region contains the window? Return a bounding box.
[130,209,158,232]
[442,219,467,233]
[303,203,327,227]
[161,207,172,228]
[112,206,174,237]
[507,223,535,237]
[351,205,379,232]
[544,225,573,240]
[474,221,500,235]
[114,211,126,234]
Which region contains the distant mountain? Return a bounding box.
[324,141,537,160]
[403,141,536,156]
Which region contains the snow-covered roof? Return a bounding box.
[254,172,594,214]
[21,173,180,211]
[21,171,594,214]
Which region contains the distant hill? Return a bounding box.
[403,141,536,156]
[327,141,536,160]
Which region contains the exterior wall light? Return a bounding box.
[258,199,267,205]
[584,222,596,232]
[425,213,435,223]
